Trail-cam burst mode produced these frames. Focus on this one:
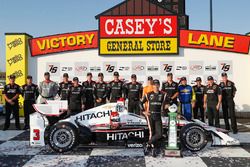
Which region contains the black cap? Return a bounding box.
[98,73,104,77]
[196,77,202,82]
[113,71,119,76]
[131,74,137,78]
[221,73,228,77]
[207,76,214,80]
[63,73,69,78]
[44,72,50,76]
[167,73,173,77]
[87,72,92,76]
[27,75,32,79]
[148,76,153,81]
[73,77,79,81]
[180,77,187,81]
[9,75,15,79]
[153,79,160,85]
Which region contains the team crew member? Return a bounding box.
[219,73,238,133]
[142,76,154,112]
[94,73,108,106]
[3,75,21,130]
[82,73,95,110]
[140,79,169,157]
[204,76,222,128]
[38,72,59,104]
[178,77,196,121]
[21,76,39,130]
[68,77,86,116]
[58,73,72,100]
[108,72,124,102]
[123,74,143,115]
[193,77,205,122]
[161,73,178,104]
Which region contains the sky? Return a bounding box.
[0,0,249,72]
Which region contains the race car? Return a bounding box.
[30,100,240,153]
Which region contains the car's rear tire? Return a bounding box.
[48,122,79,153]
[180,123,207,152]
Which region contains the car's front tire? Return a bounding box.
[180,123,207,152]
[48,122,79,153]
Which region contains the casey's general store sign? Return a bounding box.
[98,15,178,55]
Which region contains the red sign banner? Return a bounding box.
[30,31,98,56]
[99,15,178,38]
[180,30,250,54]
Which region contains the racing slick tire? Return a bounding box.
[48,122,79,153]
[180,123,207,152]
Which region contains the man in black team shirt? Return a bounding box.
[94,73,108,107]
[21,75,39,130]
[58,73,72,100]
[82,73,95,110]
[140,79,169,157]
[123,74,143,115]
[108,72,124,103]
[193,77,205,122]
[219,73,238,133]
[3,75,21,130]
[204,76,222,128]
[68,77,86,116]
[161,73,178,105]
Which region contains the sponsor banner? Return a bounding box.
[146,61,160,76]
[160,61,175,74]
[180,30,250,54]
[218,61,233,75]
[74,62,89,77]
[46,63,60,77]
[189,61,204,75]
[99,15,178,38]
[5,33,31,116]
[30,31,98,56]
[174,61,189,76]
[99,37,178,55]
[132,62,146,75]
[103,62,117,76]
[44,60,233,86]
[204,61,219,75]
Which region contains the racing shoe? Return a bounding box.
[144,143,151,156]
[151,147,157,158]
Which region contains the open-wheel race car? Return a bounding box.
[30,100,240,154]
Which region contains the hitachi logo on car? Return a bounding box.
[75,110,111,121]
[107,131,144,141]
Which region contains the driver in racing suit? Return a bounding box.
[140,79,169,157]
[178,77,196,121]
[38,72,59,104]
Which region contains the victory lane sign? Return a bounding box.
[99,15,179,55]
